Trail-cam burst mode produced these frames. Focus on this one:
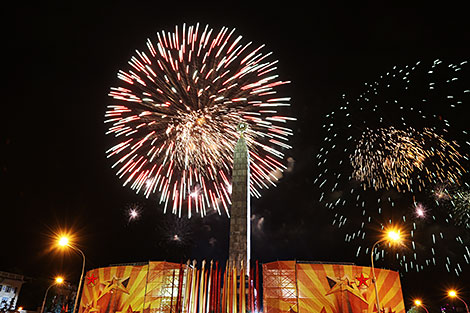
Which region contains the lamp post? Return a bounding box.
[448,290,470,313]
[370,229,403,313]
[58,236,86,313]
[414,299,430,313]
[40,277,64,313]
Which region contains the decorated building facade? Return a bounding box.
[263,261,405,313]
[78,260,405,313]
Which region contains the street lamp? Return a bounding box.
[57,236,86,313]
[448,290,469,313]
[414,299,429,313]
[40,276,64,313]
[370,228,403,313]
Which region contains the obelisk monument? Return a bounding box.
[228,123,251,272]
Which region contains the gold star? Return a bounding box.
[82,301,100,313]
[325,275,368,304]
[97,276,130,300]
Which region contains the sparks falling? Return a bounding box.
[350,127,465,192]
[448,186,470,229]
[315,59,470,275]
[105,24,295,218]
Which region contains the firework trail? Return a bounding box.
[105,24,295,218]
[315,59,470,275]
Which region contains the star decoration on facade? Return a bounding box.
[82,301,100,313]
[86,273,98,286]
[97,276,130,300]
[356,273,369,287]
[325,275,368,304]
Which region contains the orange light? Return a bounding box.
[55,276,64,284]
[414,299,422,306]
[388,230,400,241]
[58,236,69,247]
[383,227,403,245]
[448,290,457,298]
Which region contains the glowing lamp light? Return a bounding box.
[51,230,87,313]
[41,276,65,313]
[387,230,401,242]
[370,226,406,313]
[413,299,431,313]
[446,290,470,313]
[58,236,69,247]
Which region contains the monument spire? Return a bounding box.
[228,123,251,272]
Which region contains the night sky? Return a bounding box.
[4,2,470,311]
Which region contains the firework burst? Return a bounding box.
[105,24,295,218]
[124,202,143,224]
[158,214,193,246]
[315,59,470,275]
[432,183,452,202]
[350,127,465,192]
[414,202,428,219]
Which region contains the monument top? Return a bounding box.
[237,122,248,133]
